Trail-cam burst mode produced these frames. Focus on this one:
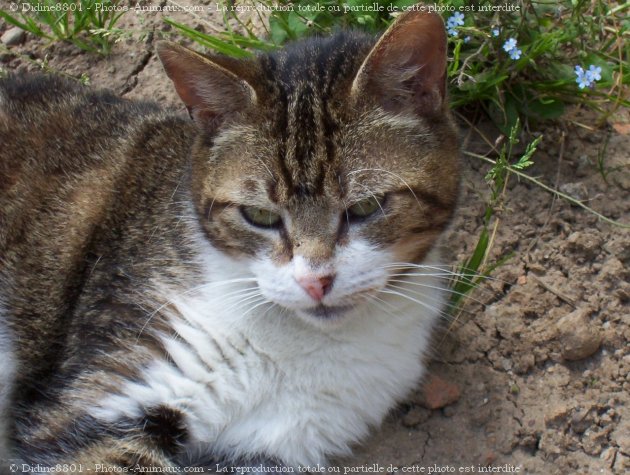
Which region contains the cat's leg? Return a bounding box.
[67,437,177,474]
[0,315,15,472]
[18,427,177,474]
[16,406,186,474]
[21,425,284,475]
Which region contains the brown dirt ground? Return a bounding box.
[1,3,628,474]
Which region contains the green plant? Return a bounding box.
[449,120,539,311]
[444,0,629,134]
[0,0,127,54]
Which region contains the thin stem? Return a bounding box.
[464,150,630,228]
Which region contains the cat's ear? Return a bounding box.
[351,11,447,116]
[156,41,256,130]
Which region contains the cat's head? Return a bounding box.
[158,10,459,326]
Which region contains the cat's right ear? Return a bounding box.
[156,41,256,130]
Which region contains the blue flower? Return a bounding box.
[492,28,501,37]
[464,36,471,43]
[575,65,591,89]
[446,12,464,37]
[448,12,465,27]
[509,48,522,60]
[576,76,590,89]
[502,38,522,60]
[586,65,602,82]
[503,38,518,52]
[575,64,602,89]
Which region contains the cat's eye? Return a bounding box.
[240,206,282,229]
[347,195,385,220]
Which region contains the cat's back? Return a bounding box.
[0,74,194,251]
[0,74,164,196]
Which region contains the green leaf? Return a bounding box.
[515,135,543,169]
[164,19,253,58]
[269,18,289,45]
[527,98,565,120]
[287,12,309,37]
[0,11,48,38]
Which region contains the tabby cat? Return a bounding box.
[0,9,459,473]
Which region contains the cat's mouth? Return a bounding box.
[301,304,353,320]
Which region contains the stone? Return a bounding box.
[538,431,567,455]
[544,405,570,428]
[566,231,604,259]
[556,307,602,361]
[559,182,589,202]
[513,353,535,374]
[402,407,431,427]
[416,375,461,410]
[1,27,25,46]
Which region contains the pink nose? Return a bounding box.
[296,275,334,301]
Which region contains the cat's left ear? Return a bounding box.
[156,41,256,130]
[351,10,448,116]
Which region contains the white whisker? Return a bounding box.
[347,168,422,207]
[385,283,473,318]
[135,278,259,341]
[387,279,489,305]
[379,288,453,321]
[222,292,266,315]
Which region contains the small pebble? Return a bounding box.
[402,407,430,427]
[556,307,602,361]
[559,182,589,202]
[1,27,25,46]
[545,405,570,428]
[566,231,604,259]
[417,375,461,410]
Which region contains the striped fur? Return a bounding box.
[0,10,458,473]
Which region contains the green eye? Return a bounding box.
[240,206,282,228]
[347,195,385,220]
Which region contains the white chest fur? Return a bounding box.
[92,267,443,467]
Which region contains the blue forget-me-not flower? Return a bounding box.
[503,38,517,52]
[503,38,522,61]
[575,65,602,89]
[509,48,522,60]
[586,65,602,82]
[446,12,465,37]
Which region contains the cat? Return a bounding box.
[0,8,459,473]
